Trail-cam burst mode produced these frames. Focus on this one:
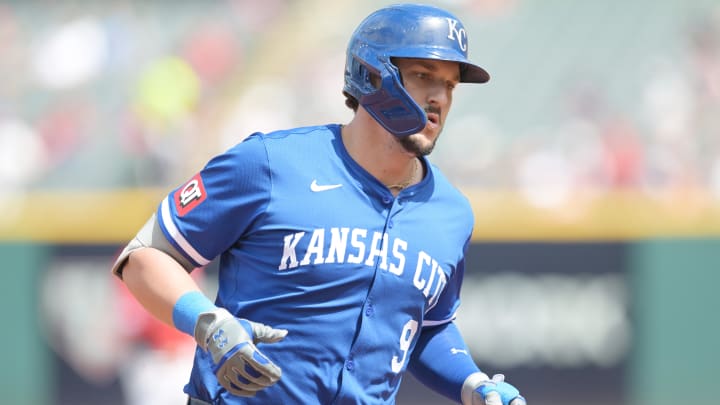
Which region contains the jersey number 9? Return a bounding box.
[391,319,418,373]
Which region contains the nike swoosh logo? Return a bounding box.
[450,348,469,355]
[310,180,343,192]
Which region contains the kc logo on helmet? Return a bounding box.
[174,173,207,216]
[446,18,467,52]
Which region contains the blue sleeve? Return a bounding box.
[408,322,481,403]
[157,133,271,267]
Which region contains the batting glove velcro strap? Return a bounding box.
[461,372,527,405]
[194,308,287,397]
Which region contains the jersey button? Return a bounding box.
[365,305,374,317]
[382,196,392,204]
[345,360,355,371]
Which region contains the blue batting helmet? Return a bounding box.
[343,3,490,136]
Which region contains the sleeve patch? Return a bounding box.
[174,173,207,216]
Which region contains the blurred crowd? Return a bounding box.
[0,0,296,190]
[0,0,718,209]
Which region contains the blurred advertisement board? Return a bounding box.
[39,242,629,405]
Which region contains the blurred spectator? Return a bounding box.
[0,118,47,189]
[0,0,717,200]
[598,118,644,189]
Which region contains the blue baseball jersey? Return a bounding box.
[157,124,474,404]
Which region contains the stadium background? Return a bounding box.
[0,0,718,404]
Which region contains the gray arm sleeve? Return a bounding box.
[111,213,196,279]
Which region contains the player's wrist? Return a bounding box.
[193,307,246,351]
[172,290,217,336]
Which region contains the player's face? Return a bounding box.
[394,58,460,156]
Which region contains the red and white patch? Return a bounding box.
[174,173,207,216]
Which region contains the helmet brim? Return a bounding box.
[460,62,490,83]
[387,47,490,84]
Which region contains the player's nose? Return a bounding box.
[426,83,451,108]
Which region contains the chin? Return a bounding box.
[399,132,437,156]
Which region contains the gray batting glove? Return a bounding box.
[461,372,527,405]
[194,308,287,397]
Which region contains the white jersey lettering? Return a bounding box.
[347,228,368,264]
[278,228,450,308]
[364,231,389,270]
[326,227,350,264]
[389,238,407,276]
[279,231,306,270]
[414,251,432,291]
[300,228,326,266]
[423,257,439,297]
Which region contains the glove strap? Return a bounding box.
[461,371,491,405]
[193,307,235,350]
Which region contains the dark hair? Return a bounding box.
[343,91,359,112]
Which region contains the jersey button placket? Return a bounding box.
[387,199,404,230]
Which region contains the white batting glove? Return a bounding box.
[194,308,287,397]
[461,372,527,405]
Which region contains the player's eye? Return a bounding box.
[410,71,431,81]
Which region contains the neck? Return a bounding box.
[385,157,419,192]
[341,116,421,193]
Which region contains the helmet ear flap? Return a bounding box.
[348,57,377,95]
[359,61,427,137]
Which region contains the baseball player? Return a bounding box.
[112,4,526,405]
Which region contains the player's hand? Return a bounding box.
[462,372,526,405]
[194,308,287,397]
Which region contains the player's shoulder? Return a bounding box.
[223,124,339,159]
[252,124,339,142]
[427,163,469,199]
[246,124,341,162]
[426,162,473,212]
